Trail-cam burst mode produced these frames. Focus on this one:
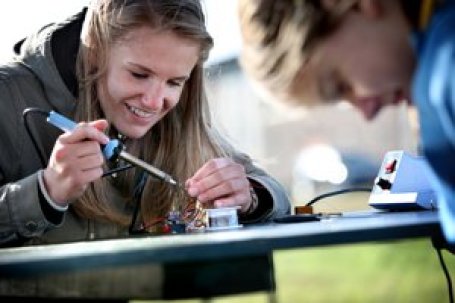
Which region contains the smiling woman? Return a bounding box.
[0,0,290,246]
[0,0,286,296]
[0,1,291,296]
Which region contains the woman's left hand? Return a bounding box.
[185,158,253,213]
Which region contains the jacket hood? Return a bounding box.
[14,9,86,114]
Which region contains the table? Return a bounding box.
[0,209,443,300]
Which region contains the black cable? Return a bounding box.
[129,171,148,235]
[305,187,372,207]
[102,164,134,177]
[22,107,50,168]
[436,245,454,303]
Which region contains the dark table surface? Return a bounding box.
[0,209,442,277]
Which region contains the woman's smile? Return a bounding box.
[125,103,156,119]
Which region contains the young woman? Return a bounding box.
[0,0,290,246]
[239,0,454,244]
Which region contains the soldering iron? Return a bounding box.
[46,110,178,187]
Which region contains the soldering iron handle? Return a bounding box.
[46,111,121,161]
[47,110,77,132]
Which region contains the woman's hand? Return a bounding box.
[43,120,110,205]
[185,158,253,213]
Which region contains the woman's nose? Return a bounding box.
[142,81,165,111]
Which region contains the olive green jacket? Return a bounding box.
[0,10,290,247]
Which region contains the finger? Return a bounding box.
[188,164,243,196]
[197,178,248,203]
[50,152,104,181]
[189,158,232,182]
[74,165,105,186]
[79,166,105,182]
[89,119,109,132]
[213,196,247,209]
[74,153,105,171]
[59,121,110,145]
[72,141,105,158]
[213,185,251,210]
[53,141,103,163]
[187,160,246,197]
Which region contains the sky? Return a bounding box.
[0,0,241,65]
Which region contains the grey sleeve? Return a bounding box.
[242,159,291,223]
[0,65,66,246]
[0,170,62,246]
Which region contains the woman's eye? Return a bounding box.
[131,72,148,79]
[168,80,183,87]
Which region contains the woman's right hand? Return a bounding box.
[43,120,110,205]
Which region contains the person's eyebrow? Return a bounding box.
[127,62,190,81]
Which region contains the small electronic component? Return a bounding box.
[205,207,242,231]
[181,197,242,232]
[181,197,207,232]
[294,205,314,214]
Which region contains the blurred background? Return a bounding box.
[0,1,452,302]
[0,0,418,207]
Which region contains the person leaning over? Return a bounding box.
[0,0,290,247]
[239,0,454,244]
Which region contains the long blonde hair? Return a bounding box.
[74,0,241,225]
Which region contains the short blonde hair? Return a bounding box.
[238,0,356,106]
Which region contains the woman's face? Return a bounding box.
[97,26,200,139]
[292,1,416,120]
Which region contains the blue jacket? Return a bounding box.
[412,1,455,244]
